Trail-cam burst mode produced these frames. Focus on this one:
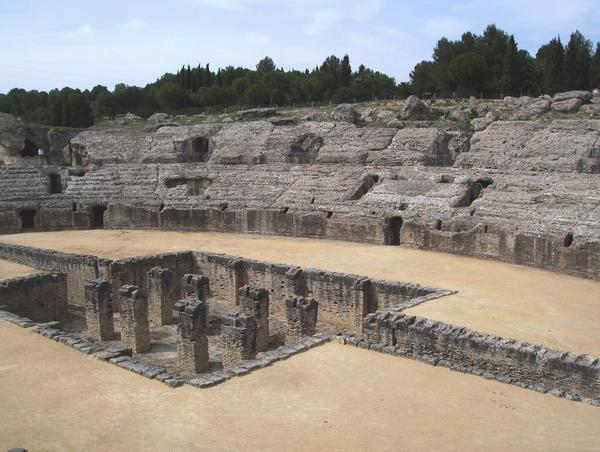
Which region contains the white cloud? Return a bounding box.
[117,18,147,32]
[244,32,270,44]
[65,24,93,39]
[422,18,468,38]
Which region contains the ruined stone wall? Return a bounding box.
[193,251,441,331]
[0,272,67,322]
[0,242,107,305]
[109,252,195,308]
[401,222,600,281]
[361,311,600,404]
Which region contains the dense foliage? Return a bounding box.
[411,26,600,98]
[1,25,599,127]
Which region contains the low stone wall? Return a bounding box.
[194,251,444,331]
[0,242,108,305]
[106,204,384,243]
[109,252,196,308]
[401,222,600,281]
[360,311,600,405]
[0,272,67,322]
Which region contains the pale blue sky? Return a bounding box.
[1,0,599,92]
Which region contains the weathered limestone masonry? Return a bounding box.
[147,267,174,325]
[0,272,67,322]
[118,285,151,353]
[239,286,269,352]
[286,296,318,343]
[359,311,600,405]
[174,299,209,373]
[181,273,210,301]
[0,242,109,305]
[0,242,446,332]
[109,252,195,308]
[84,279,114,341]
[3,106,600,278]
[193,251,443,332]
[221,313,257,370]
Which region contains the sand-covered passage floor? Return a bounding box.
[2,229,600,356]
[0,259,38,280]
[1,321,599,452]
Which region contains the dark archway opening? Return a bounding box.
[19,139,38,158]
[564,232,574,247]
[388,216,403,245]
[190,137,211,162]
[91,205,107,229]
[48,174,62,194]
[72,202,77,213]
[20,209,36,229]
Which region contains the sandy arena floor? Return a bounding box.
[2,229,599,356]
[1,320,599,451]
[0,259,39,280]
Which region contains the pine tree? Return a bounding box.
[536,37,565,94]
[564,31,592,90]
[340,55,352,87]
[501,35,520,94]
[591,42,600,89]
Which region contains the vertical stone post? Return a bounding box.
[286,296,318,343]
[181,274,210,301]
[174,299,209,373]
[285,267,307,297]
[147,267,174,326]
[118,285,151,353]
[84,279,114,341]
[221,314,257,370]
[239,286,270,352]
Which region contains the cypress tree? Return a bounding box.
[591,42,600,89]
[536,37,565,94]
[340,55,352,87]
[564,31,592,90]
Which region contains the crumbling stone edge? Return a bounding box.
[0,308,332,389]
[339,311,600,407]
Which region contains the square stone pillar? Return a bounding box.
[84,279,114,341]
[147,267,174,326]
[221,314,257,370]
[239,286,270,352]
[181,274,210,301]
[286,296,318,343]
[174,299,209,373]
[118,285,151,353]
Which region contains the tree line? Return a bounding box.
[1,24,599,128]
[410,25,600,98]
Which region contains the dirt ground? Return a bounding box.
[2,229,599,356]
[0,259,38,279]
[1,321,599,452]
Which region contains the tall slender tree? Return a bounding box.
[564,31,593,90]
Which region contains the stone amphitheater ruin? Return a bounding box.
[2,91,600,449]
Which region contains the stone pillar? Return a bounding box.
[118,285,151,353]
[181,274,210,301]
[174,299,209,373]
[84,279,114,341]
[147,267,174,326]
[239,286,270,352]
[221,314,257,370]
[285,267,307,297]
[286,296,318,343]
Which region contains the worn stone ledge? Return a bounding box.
[186,333,332,389]
[356,311,600,406]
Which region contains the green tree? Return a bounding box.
[591,42,600,89]
[447,52,487,94]
[256,56,276,73]
[564,31,592,90]
[340,55,352,87]
[536,37,565,94]
[155,83,190,110]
